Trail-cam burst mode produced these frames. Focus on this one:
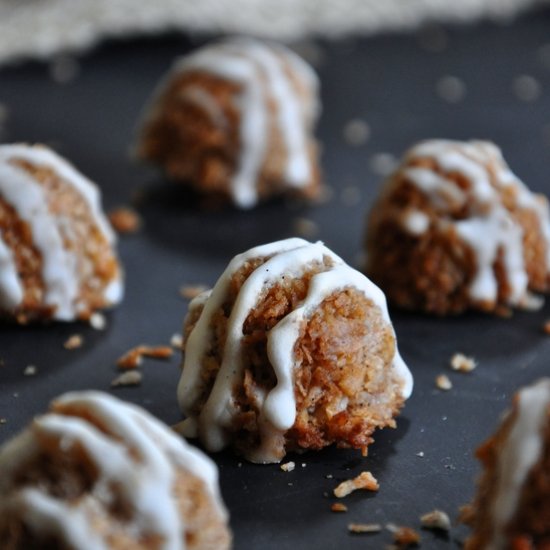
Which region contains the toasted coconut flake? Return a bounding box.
[334,471,379,498]
[450,353,477,372]
[89,312,107,330]
[108,206,142,234]
[111,370,142,387]
[280,461,296,472]
[436,374,452,391]
[117,345,173,369]
[331,503,348,513]
[63,334,83,350]
[387,524,421,547]
[420,509,451,531]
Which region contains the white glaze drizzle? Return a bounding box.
[0,391,226,550]
[178,238,413,463]
[169,38,318,208]
[487,378,550,550]
[400,139,549,306]
[0,144,122,319]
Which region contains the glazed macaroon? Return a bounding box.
[178,238,413,464]
[0,391,231,550]
[462,378,550,550]
[0,144,123,323]
[365,139,550,315]
[137,37,321,208]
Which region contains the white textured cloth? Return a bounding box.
[0,0,546,65]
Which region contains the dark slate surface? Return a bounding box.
[1,9,550,548]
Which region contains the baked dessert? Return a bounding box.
[0,144,123,323]
[365,139,550,315]
[463,378,550,550]
[178,238,413,463]
[0,391,231,550]
[137,37,321,209]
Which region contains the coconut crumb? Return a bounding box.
[348,523,382,534]
[280,461,296,472]
[369,153,397,177]
[334,471,379,498]
[89,312,107,330]
[386,524,421,547]
[117,345,174,369]
[23,365,37,376]
[111,370,143,387]
[513,74,541,102]
[420,509,451,531]
[49,54,80,84]
[542,320,550,335]
[179,284,209,300]
[331,503,348,513]
[416,451,425,458]
[343,118,370,146]
[436,374,452,391]
[64,334,83,350]
[450,353,477,372]
[108,206,142,234]
[170,333,184,349]
[0,418,6,425]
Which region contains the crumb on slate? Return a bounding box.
[334,471,379,498]
[331,503,348,513]
[343,118,370,146]
[111,370,143,387]
[23,365,37,376]
[280,461,296,472]
[293,217,319,238]
[436,374,452,391]
[348,523,382,534]
[450,353,477,372]
[117,345,173,369]
[170,333,184,349]
[420,509,451,531]
[386,524,421,547]
[108,206,142,234]
[64,334,83,350]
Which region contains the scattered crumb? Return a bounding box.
[542,320,550,335]
[450,353,477,372]
[334,471,379,498]
[0,418,6,425]
[436,75,466,103]
[64,334,83,350]
[340,185,361,207]
[386,524,421,547]
[23,365,37,376]
[331,503,348,513]
[89,312,107,330]
[512,75,541,102]
[238,462,242,468]
[49,54,80,84]
[108,206,142,234]
[416,451,425,458]
[348,523,382,534]
[288,482,293,486]
[458,504,474,524]
[301,463,307,468]
[343,118,371,146]
[280,461,296,472]
[326,474,333,479]
[369,153,397,177]
[293,217,319,238]
[170,333,184,349]
[111,370,143,387]
[117,345,173,369]
[179,284,208,300]
[436,374,452,391]
[420,509,451,531]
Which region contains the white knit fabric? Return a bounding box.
[0,0,545,65]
